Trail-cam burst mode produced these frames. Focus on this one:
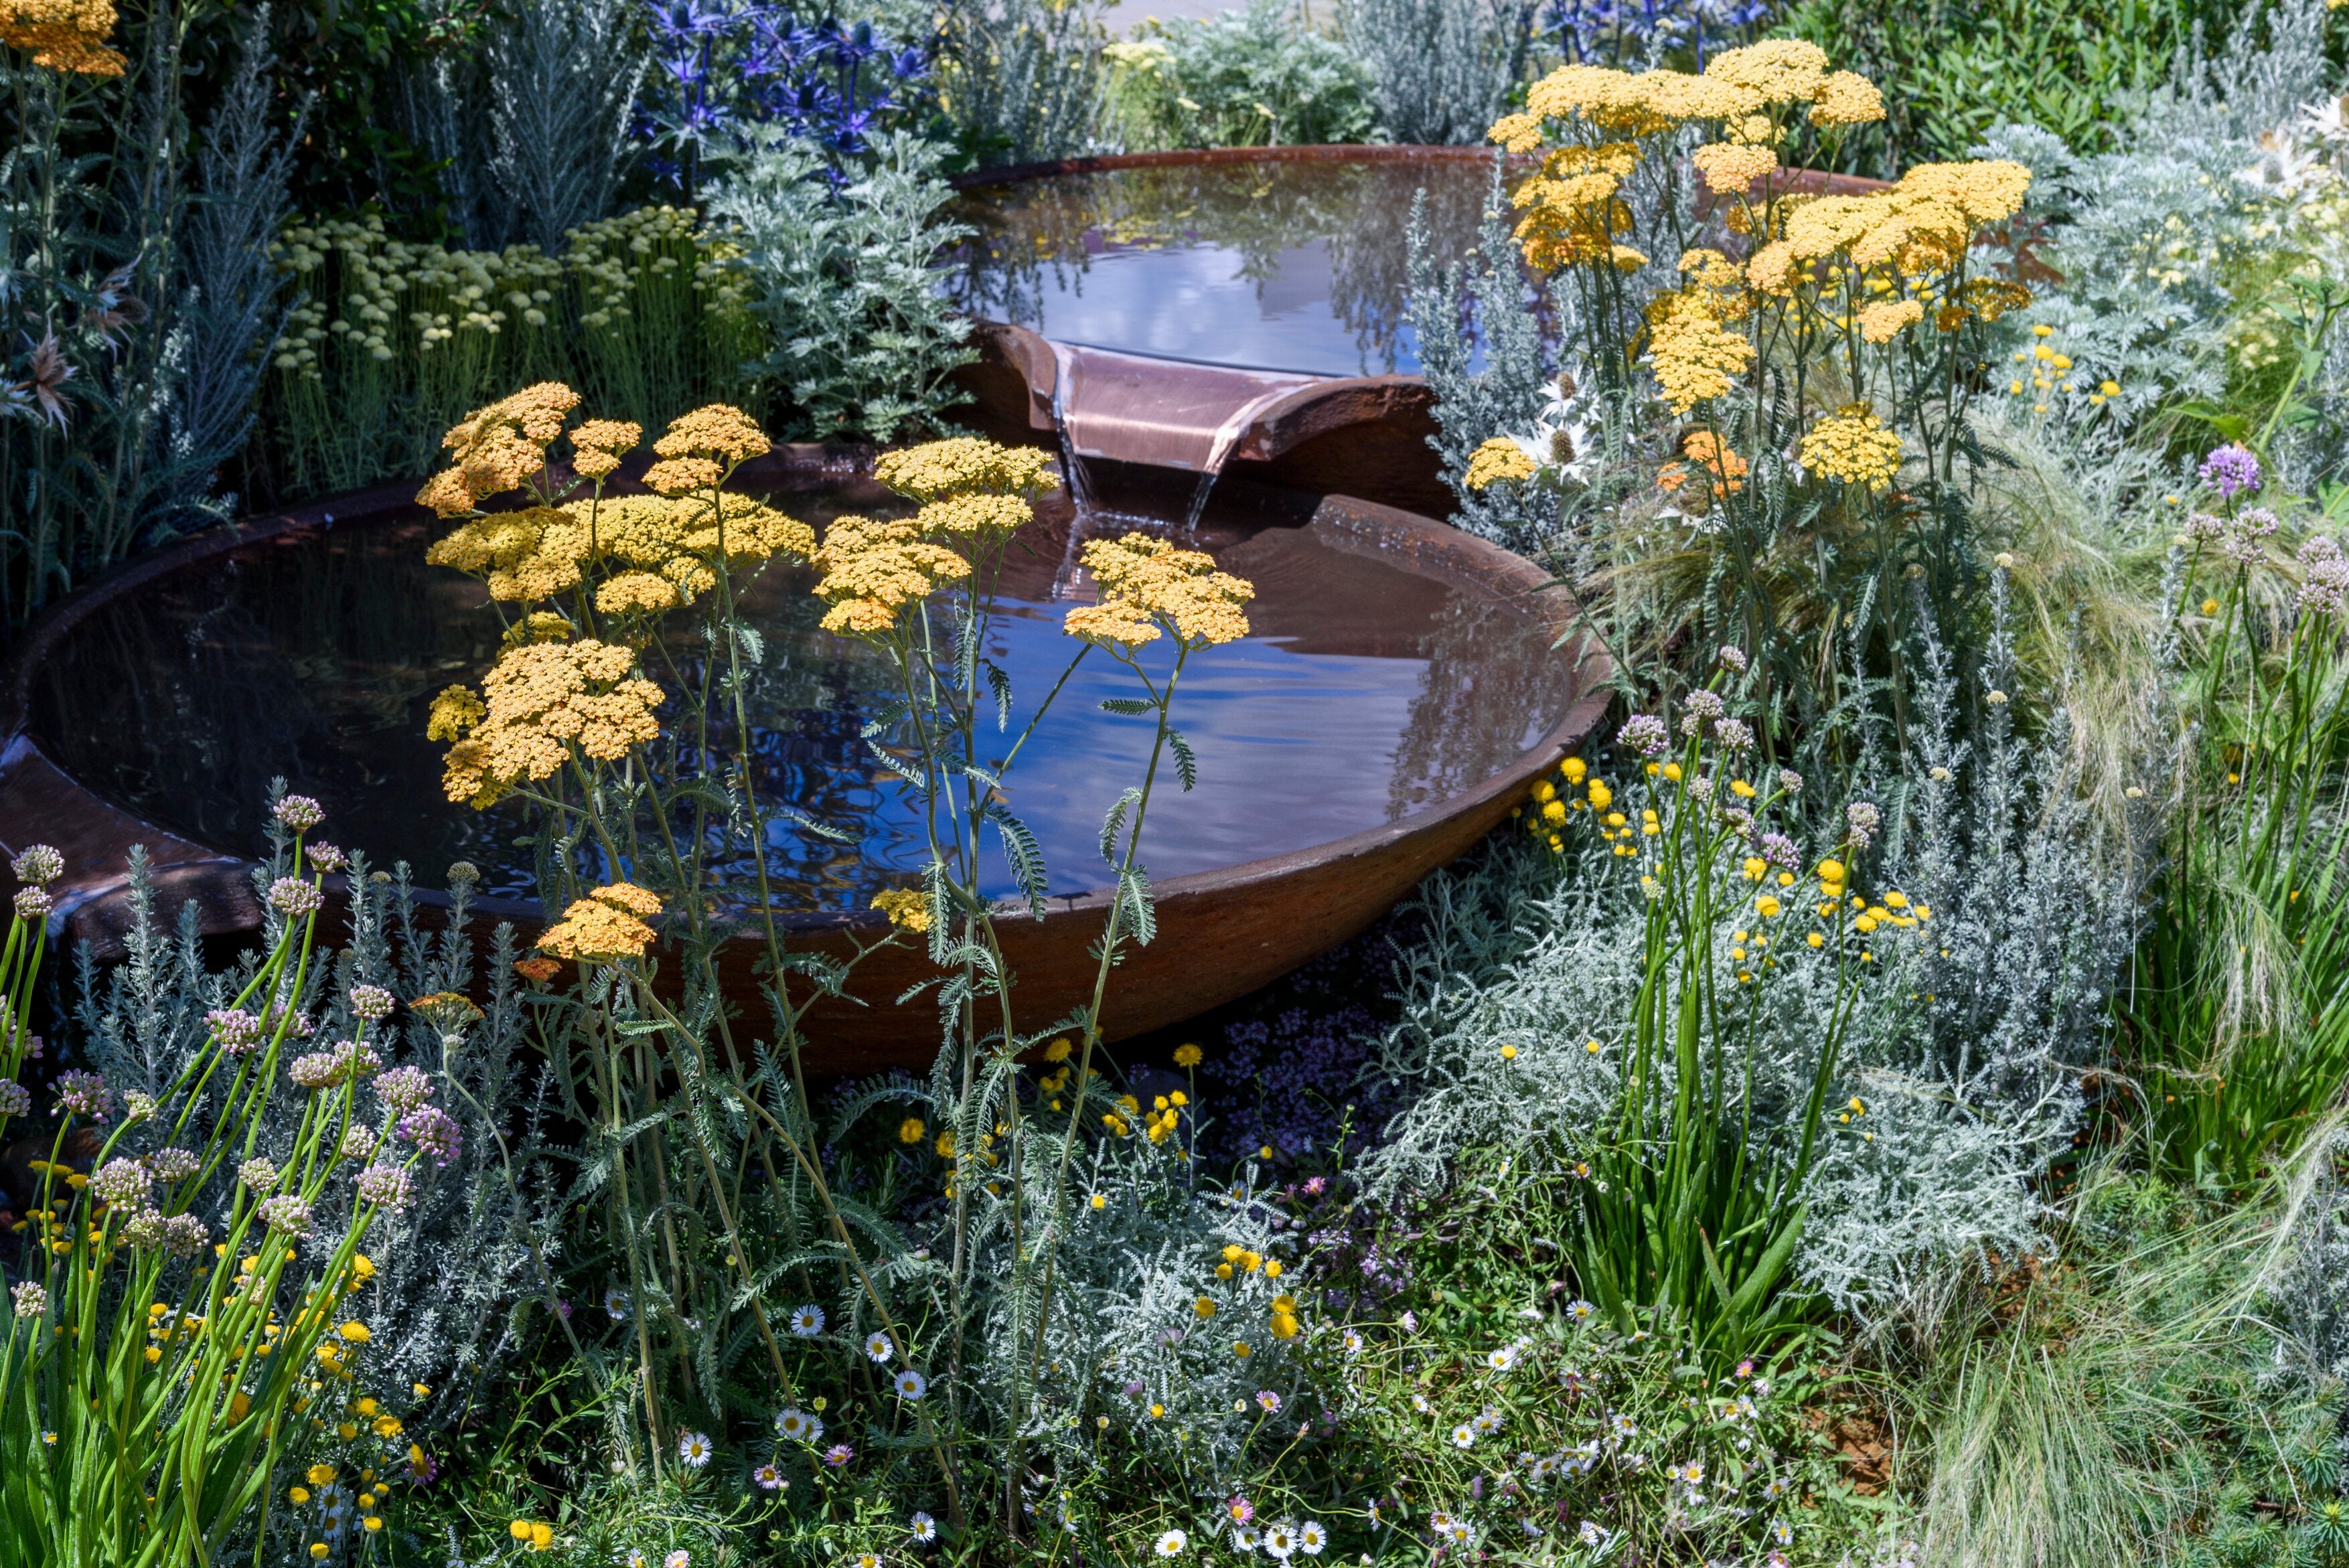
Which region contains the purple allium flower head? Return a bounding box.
[1717,645,1748,672]
[1616,714,1669,757]
[1845,801,1881,850]
[257,1193,315,1239]
[268,877,322,920]
[162,1212,210,1257]
[206,1009,264,1055]
[350,984,396,1023]
[0,1081,29,1117]
[1712,717,1754,753]
[145,1147,200,1183]
[375,1065,435,1115]
[2199,443,2261,499]
[2301,537,2349,615]
[10,844,62,884]
[91,1155,153,1208]
[1679,689,1726,736]
[306,843,347,874]
[1759,832,1798,869]
[398,1105,463,1167]
[357,1162,414,1212]
[52,1068,109,1121]
[12,1279,48,1317]
[14,888,50,923]
[274,794,325,832]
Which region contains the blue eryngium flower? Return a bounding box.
[635,0,935,189]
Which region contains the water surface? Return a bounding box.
[945,155,1520,376]
[33,480,1577,905]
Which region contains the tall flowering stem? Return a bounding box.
[2126,448,2349,1184]
[0,817,430,1568]
[1552,690,1912,1359]
[1488,42,2036,761]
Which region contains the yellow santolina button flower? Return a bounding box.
[1173,1042,1203,1067]
[899,1118,925,1145]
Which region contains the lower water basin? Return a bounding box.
[945,153,1521,377]
[29,475,1579,907]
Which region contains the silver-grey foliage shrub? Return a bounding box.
[708,129,977,443]
[1337,0,1538,144]
[1104,0,1375,151]
[74,835,566,1423]
[1365,579,2143,1328]
[938,0,1112,167]
[395,0,647,252]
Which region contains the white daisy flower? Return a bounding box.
[865,1331,894,1362]
[1154,1530,1187,1557]
[1529,1455,1559,1484]
[1771,1520,1793,1547]
[909,1512,937,1544]
[1472,1407,1503,1434]
[664,1553,691,1568]
[1565,1299,1596,1323]
[788,1304,825,1337]
[1485,1344,1518,1372]
[1296,1520,1326,1555]
[1673,1460,1703,1486]
[1411,1393,1432,1414]
[1231,1525,1261,1553]
[1450,1424,1476,1448]
[1341,1329,1363,1355]
[1578,1520,1608,1547]
[1262,1522,1298,1559]
[677,1431,714,1468]
[1610,1411,1638,1439]
[895,1368,928,1401]
[604,1287,630,1320]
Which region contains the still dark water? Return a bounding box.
[945,155,1516,376]
[32,478,1577,905]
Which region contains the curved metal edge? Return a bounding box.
[0,459,1610,956]
[949,143,1512,191]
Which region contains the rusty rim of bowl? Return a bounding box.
[0,445,1609,943]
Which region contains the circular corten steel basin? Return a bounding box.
[0,447,1608,1072]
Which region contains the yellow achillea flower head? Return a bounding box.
[1702,39,1827,106]
[439,640,663,806]
[1691,141,1777,195]
[653,404,769,463]
[537,884,662,962]
[427,686,485,742]
[871,888,932,933]
[1809,71,1884,127]
[913,493,1032,538]
[1464,438,1537,491]
[503,611,575,647]
[641,456,723,497]
[1,0,123,74]
[1065,534,1255,650]
[813,516,972,635]
[417,383,582,516]
[1644,295,1755,414]
[1858,298,1924,344]
[1799,405,1904,491]
[595,572,681,616]
[874,438,1059,502]
[569,419,641,479]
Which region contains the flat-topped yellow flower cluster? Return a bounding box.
[1065,534,1256,651]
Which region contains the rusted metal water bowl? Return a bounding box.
[0,447,1609,1072]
